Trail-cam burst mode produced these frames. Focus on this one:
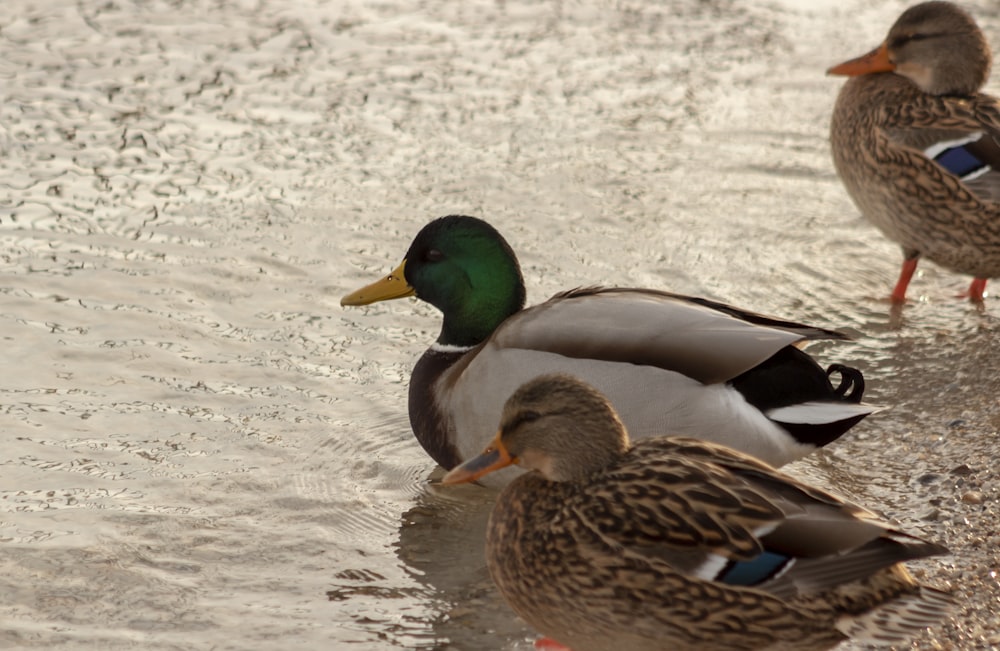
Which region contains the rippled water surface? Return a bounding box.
[3,0,1000,649]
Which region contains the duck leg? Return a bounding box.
[890,253,920,303]
[966,277,988,301]
[534,637,572,650]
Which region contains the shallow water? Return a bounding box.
[2,0,999,649]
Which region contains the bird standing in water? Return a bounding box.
[342,215,873,485]
[444,374,953,651]
[829,1,1000,302]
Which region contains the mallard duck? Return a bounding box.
[342,216,874,485]
[443,374,953,651]
[828,1,1000,302]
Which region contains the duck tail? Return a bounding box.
[766,402,878,448]
[826,364,865,403]
[835,585,955,645]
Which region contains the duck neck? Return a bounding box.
[438,281,524,347]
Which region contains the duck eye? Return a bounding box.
[425,249,444,262]
[520,410,541,423]
[891,31,932,49]
[889,35,910,49]
[507,410,541,431]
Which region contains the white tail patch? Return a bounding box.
[766,401,881,425]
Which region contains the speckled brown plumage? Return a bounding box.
[829,1,1000,301]
[444,375,953,651]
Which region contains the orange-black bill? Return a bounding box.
[341,261,415,306]
[827,43,894,76]
[441,433,516,485]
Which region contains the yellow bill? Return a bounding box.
[341,261,415,306]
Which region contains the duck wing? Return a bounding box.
[566,437,948,601]
[438,288,868,474]
[493,287,844,385]
[883,93,1000,203]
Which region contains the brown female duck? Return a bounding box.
[444,374,953,651]
[829,1,1000,302]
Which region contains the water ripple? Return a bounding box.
[1,0,995,649]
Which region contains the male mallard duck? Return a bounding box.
[443,374,953,651]
[829,1,1000,302]
[342,216,874,485]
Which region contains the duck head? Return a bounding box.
[828,1,991,96]
[341,215,526,347]
[442,374,629,485]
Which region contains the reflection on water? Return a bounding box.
[3,0,1000,648]
[395,477,535,650]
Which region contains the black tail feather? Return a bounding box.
[827,363,866,403]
